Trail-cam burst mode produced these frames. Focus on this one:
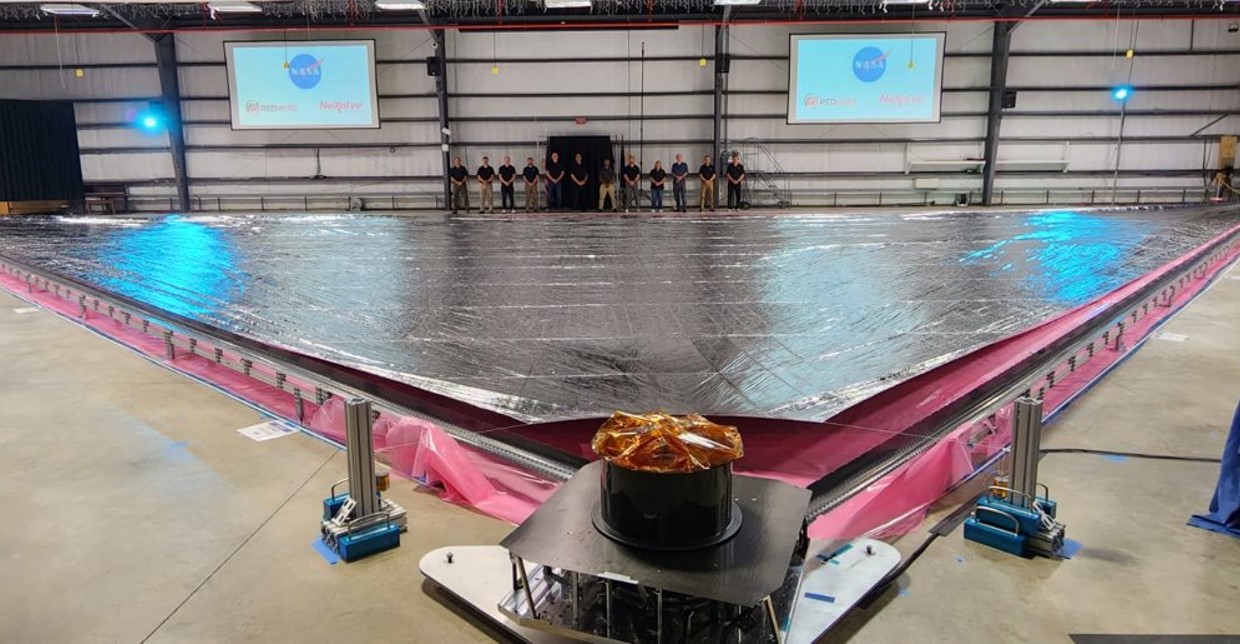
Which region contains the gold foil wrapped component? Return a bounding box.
[591,411,744,473]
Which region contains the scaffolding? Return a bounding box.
[723,138,794,209]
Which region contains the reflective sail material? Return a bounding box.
[0,207,1235,423]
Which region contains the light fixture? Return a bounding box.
[375,1,426,9]
[207,2,263,13]
[136,104,164,132]
[544,0,592,8]
[713,0,762,5]
[39,4,100,16]
[1111,85,1133,102]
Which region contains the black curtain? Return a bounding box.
[0,100,84,204]
[547,135,614,211]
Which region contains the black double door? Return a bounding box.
[546,135,615,211]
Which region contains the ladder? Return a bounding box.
[723,139,793,209]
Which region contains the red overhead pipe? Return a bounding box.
[0,12,1236,36]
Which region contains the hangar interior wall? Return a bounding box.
[0,19,1235,210]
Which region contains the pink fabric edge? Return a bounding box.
[2,221,1235,532]
[807,222,1240,540]
[0,270,554,525]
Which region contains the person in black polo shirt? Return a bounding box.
[522,157,540,212]
[568,152,589,211]
[725,153,745,211]
[545,152,564,210]
[449,156,469,214]
[476,156,496,214]
[498,156,517,214]
[671,153,689,213]
[699,154,716,212]
[622,155,641,213]
[649,160,667,212]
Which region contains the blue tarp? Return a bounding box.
[1188,400,1240,539]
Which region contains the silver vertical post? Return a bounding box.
[1010,397,1043,508]
[345,398,378,518]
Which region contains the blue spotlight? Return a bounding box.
[136,100,166,132]
[1111,85,1133,103]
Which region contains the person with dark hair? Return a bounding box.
[649,160,667,212]
[725,153,746,211]
[449,156,469,214]
[522,156,541,212]
[671,153,689,213]
[569,152,589,211]
[598,158,618,212]
[476,156,496,214]
[622,155,641,213]
[546,152,564,210]
[498,155,517,213]
[699,154,716,212]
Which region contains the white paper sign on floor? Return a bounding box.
[12,307,39,314]
[237,419,300,442]
[1152,331,1188,343]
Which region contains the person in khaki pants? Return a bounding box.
[476,156,496,214]
[597,158,618,212]
[522,157,540,212]
[698,154,716,212]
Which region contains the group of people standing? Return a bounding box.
[448,151,748,214]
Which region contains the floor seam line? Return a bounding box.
[138,449,338,644]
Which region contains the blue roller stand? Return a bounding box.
[319,399,407,563]
[964,397,1065,559]
[1188,399,1240,539]
[964,494,1062,558]
[336,521,402,562]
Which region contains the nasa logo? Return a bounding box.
[288,53,323,90]
[852,46,889,83]
[245,100,260,114]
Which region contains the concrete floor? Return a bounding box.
[0,262,1238,643]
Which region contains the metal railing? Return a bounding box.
[113,186,1219,213]
[0,256,577,484]
[725,139,794,209]
[805,222,1240,518]
[1,211,1236,525]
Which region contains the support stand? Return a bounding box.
[320,398,408,562]
[964,397,1066,558]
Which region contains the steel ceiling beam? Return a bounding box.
[712,4,731,208]
[96,5,191,212]
[981,1,1046,205]
[3,5,1237,34]
[152,33,190,212]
